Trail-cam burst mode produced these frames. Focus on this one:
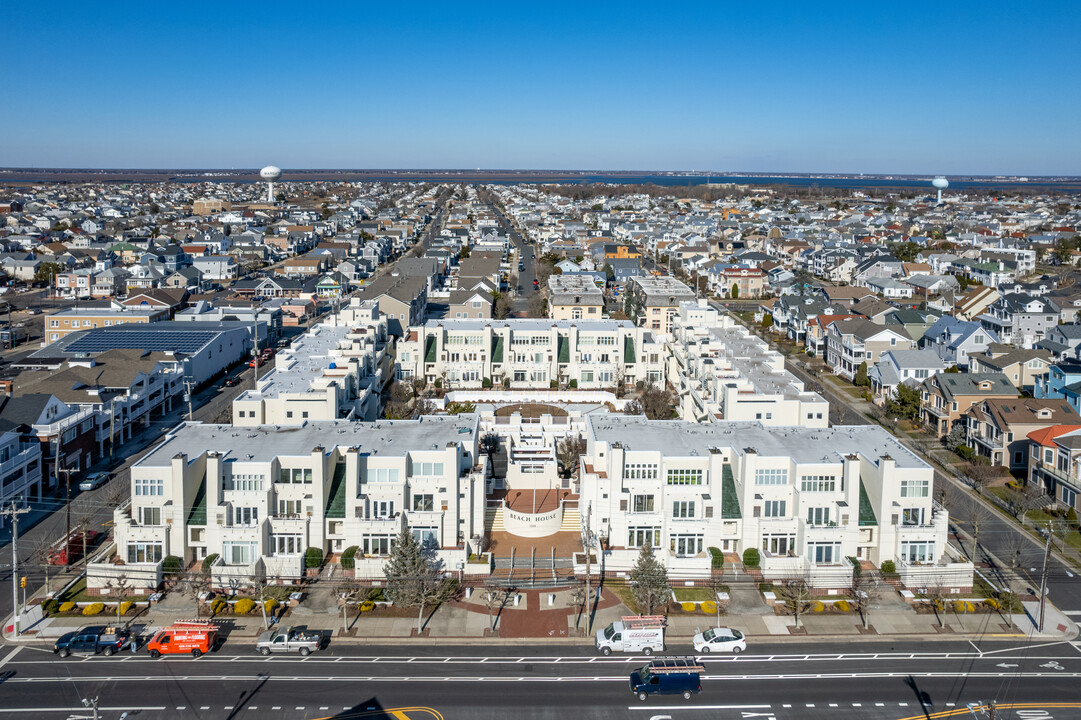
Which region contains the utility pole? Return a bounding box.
[183,377,195,422]
[108,396,116,460]
[3,501,31,636]
[1038,522,1054,632]
[581,502,597,634]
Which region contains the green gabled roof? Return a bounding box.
[624,335,635,363]
[557,335,569,363]
[186,477,207,526]
[492,336,504,363]
[858,479,877,526]
[720,464,741,519]
[424,335,436,363]
[325,461,347,519]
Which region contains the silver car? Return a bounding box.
[78,473,109,492]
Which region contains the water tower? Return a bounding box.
[260,165,282,203]
[932,176,949,204]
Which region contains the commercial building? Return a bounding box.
[44,306,168,344]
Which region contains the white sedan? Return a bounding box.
[692,627,746,654]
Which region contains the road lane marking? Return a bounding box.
[0,646,19,670]
[627,706,771,711]
[0,709,167,714]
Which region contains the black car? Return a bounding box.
[54,626,130,658]
[518,262,525,271]
[224,377,241,387]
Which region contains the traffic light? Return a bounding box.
[19,576,26,588]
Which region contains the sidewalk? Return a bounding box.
[6,582,1077,647]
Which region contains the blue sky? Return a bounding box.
[2,1,1079,174]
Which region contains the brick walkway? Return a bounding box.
[450,587,624,638]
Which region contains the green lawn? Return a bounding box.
[608,583,640,613]
[672,587,719,602]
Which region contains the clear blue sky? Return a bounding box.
[2,1,1079,174]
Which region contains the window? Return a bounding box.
[632,494,655,512]
[272,534,302,555]
[134,477,163,497]
[626,463,659,480]
[137,507,161,526]
[411,527,438,546]
[223,542,257,564]
[900,541,935,563]
[800,475,836,492]
[277,499,302,516]
[672,501,695,518]
[899,479,929,498]
[412,462,445,477]
[670,534,703,557]
[126,542,162,564]
[369,468,400,483]
[580,370,594,383]
[806,507,830,525]
[372,500,395,518]
[362,534,396,556]
[412,494,434,511]
[808,542,841,564]
[666,468,703,485]
[278,468,313,484]
[764,500,786,517]
[1062,486,1077,508]
[1058,453,1069,473]
[227,474,265,492]
[627,526,661,548]
[1044,448,1054,464]
[902,507,926,525]
[762,533,795,556]
[755,468,788,486]
[232,506,259,526]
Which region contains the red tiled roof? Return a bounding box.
[1027,425,1081,447]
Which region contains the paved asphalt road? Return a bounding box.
[485,197,536,311]
[1,639,1079,719]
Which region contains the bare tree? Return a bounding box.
[776,577,813,630]
[105,574,131,625]
[622,399,643,415]
[639,385,674,420]
[335,578,365,635]
[850,566,881,630]
[958,461,996,496]
[32,535,54,596]
[483,581,514,633]
[175,570,211,615]
[924,579,948,629]
[71,503,95,567]
[567,583,588,631]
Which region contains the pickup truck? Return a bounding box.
[54,626,130,658]
[255,627,322,656]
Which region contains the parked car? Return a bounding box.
[78,472,109,492]
[255,627,322,656]
[54,626,130,658]
[224,377,241,387]
[629,657,703,701]
[147,621,219,658]
[692,627,746,654]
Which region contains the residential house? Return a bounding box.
[44,306,169,344]
[962,398,1079,470]
[824,318,915,381]
[919,373,1019,437]
[1026,425,1081,513]
[968,345,1051,393]
[625,276,697,333]
[868,349,946,400]
[548,274,604,321]
[921,316,998,369]
[978,293,1059,349]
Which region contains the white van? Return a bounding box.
[596,615,666,655]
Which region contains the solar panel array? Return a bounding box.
[66,329,219,354]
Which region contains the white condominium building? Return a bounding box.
[104,415,485,592]
[397,319,665,391]
[232,303,391,426]
[668,301,829,427]
[579,416,968,589]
